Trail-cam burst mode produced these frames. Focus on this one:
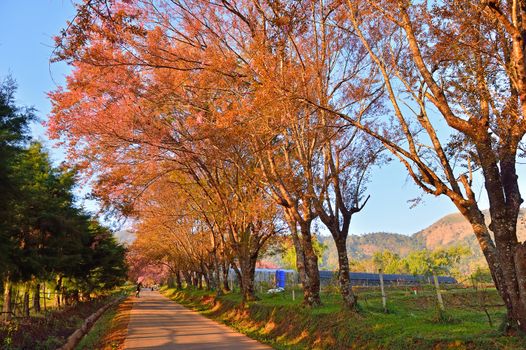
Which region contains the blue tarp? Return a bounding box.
[275,270,286,288]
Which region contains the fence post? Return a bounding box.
[379,268,387,313]
[433,274,445,311]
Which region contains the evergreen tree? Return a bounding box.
[1,77,127,319]
[0,76,35,277]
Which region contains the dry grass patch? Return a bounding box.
[78,297,133,350]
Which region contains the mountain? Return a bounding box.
[317,209,526,271]
[413,209,526,250]
[318,233,424,270]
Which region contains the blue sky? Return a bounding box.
[2,0,516,236]
[0,0,74,160]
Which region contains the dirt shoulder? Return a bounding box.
[77,297,134,350]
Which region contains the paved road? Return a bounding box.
[123,290,272,349]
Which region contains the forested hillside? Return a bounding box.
[315,209,526,272]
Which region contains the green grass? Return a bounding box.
[73,285,133,350]
[74,303,120,350]
[161,286,526,350]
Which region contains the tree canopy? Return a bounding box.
[46,0,526,329]
[0,77,127,320]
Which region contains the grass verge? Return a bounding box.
[161,287,526,350]
[75,297,133,350]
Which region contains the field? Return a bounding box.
[162,285,526,350]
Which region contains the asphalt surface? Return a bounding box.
[123,290,273,349]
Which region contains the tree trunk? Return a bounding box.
[43,282,47,311]
[239,254,258,303]
[222,262,231,292]
[167,276,175,288]
[469,141,526,331]
[192,272,198,288]
[55,276,62,308]
[232,263,242,292]
[290,230,307,289]
[176,271,183,290]
[73,289,80,303]
[515,243,526,319]
[183,271,192,288]
[285,213,308,294]
[461,205,526,331]
[202,271,209,290]
[2,275,12,321]
[334,237,357,309]
[212,254,222,296]
[299,222,322,307]
[494,229,526,331]
[196,272,202,289]
[200,262,211,290]
[33,282,41,313]
[23,283,30,317]
[62,286,68,306]
[285,210,322,307]
[13,288,20,317]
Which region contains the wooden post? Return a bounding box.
[2,276,12,321]
[292,289,295,301]
[379,269,387,313]
[433,274,445,311]
[23,282,30,317]
[33,282,41,313]
[43,282,47,311]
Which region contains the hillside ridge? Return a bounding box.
[318,208,526,271]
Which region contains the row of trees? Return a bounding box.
[49,0,526,331]
[0,77,127,321]
[367,247,469,277]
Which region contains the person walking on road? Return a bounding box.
[136,282,142,297]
